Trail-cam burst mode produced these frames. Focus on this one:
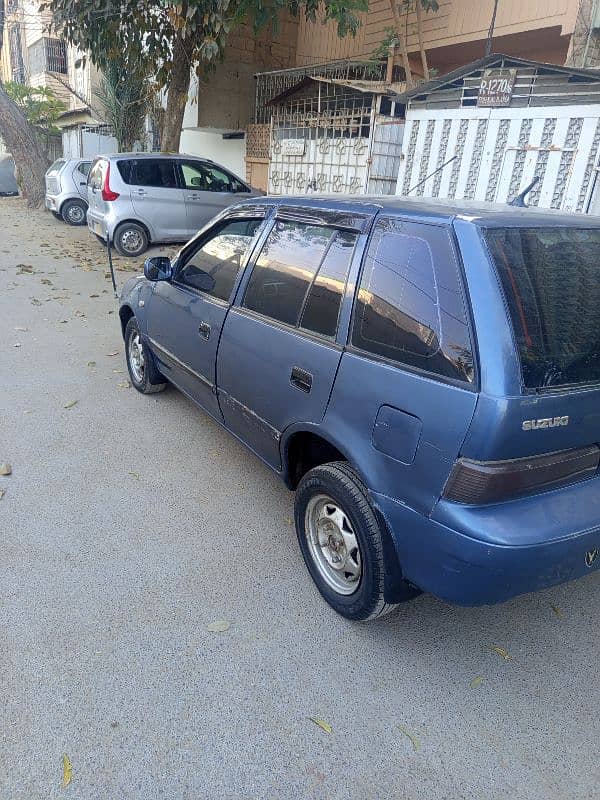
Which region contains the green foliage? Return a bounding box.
[44,0,368,90]
[3,82,66,135]
[94,55,155,152]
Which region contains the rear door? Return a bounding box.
[217,208,366,468]
[146,213,266,418]
[124,158,188,241]
[178,160,245,237]
[325,215,479,515]
[73,161,91,199]
[87,158,108,219]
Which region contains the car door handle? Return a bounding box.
[290,366,312,393]
[135,189,147,196]
[186,193,199,200]
[198,321,211,339]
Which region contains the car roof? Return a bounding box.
[98,152,214,163]
[238,194,600,228]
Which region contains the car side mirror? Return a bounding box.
[144,256,172,282]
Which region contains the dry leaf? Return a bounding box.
[59,319,69,324]
[470,675,484,689]
[398,725,420,751]
[0,463,12,476]
[112,369,124,374]
[107,350,119,357]
[74,310,85,318]
[309,717,332,734]
[31,298,42,306]
[129,471,140,480]
[117,380,131,389]
[16,263,34,274]
[89,293,100,298]
[63,400,78,410]
[87,361,96,367]
[61,754,72,788]
[15,326,29,332]
[206,620,231,632]
[0,488,5,500]
[41,278,52,285]
[13,343,21,348]
[551,604,563,619]
[491,645,512,661]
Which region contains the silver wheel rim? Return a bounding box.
[120,228,143,254]
[128,331,145,383]
[305,494,362,595]
[66,204,84,223]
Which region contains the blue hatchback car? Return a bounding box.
[119,196,600,620]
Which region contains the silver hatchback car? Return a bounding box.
[87,152,262,257]
[45,158,92,225]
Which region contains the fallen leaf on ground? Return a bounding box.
[15,326,29,332]
[31,298,42,306]
[491,645,512,661]
[16,263,34,274]
[87,361,96,367]
[129,471,140,480]
[61,754,72,788]
[117,380,131,389]
[309,717,333,734]
[13,343,21,348]
[206,620,231,632]
[398,725,420,751]
[41,278,52,285]
[112,369,124,374]
[470,675,484,688]
[63,400,78,409]
[74,310,85,318]
[89,293,100,298]
[551,604,563,618]
[59,319,69,324]
[0,463,12,476]
[107,350,119,357]
[0,489,5,499]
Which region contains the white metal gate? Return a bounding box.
[397,105,600,213]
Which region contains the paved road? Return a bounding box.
[1,197,599,800]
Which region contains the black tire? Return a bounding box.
[124,317,166,394]
[295,461,417,621]
[114,222,149,257]
[61,198,87,226]
[51,210,62,220]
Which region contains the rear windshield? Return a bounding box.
[88,159,106,190]
[47,158,66,174]
[484,227,600,390]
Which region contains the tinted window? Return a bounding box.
[118,159,178,188]
[352,218,473,383]
[300,230,357,337]
[484,227,600,389]
[181,162,234,193]
[243,221,335,327]
[176,219,261,302]
[77,162,91,177]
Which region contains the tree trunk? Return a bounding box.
[415,1,430,81]
[387,0,413,88]
[0,84,48,207]
[161,30,191,153]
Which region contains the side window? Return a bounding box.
[352,218,473,383]
[181,162,234,193]
[120,159,178,188]
[243,221,333,327]
[77,162,91,177]
[175,218,262,302]
[300,230,357,337]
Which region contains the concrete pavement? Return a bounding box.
[1,196,599,800]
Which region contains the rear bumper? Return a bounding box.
[45,194,57,211]
[372,491,600,605]
[87,209,109,240]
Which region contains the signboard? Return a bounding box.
[477,68,517,108]
[281,139,306,156]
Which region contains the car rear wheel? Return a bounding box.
[124,317,166,394]
[61,199,87,226]
[295,461,417,621]
[114,223,149,257]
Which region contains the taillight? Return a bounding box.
[443,446,600,504]
[101,162,119,201]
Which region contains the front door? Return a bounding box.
[217,214,361,468]
[126,158,189,242]
[146,216,264,417]
[178,160,245,237]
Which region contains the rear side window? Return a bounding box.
[243,220,356,337]
[352,217,473,383]
[77,162,91,177]
[48,158,65,174]
[484,227,600,389]
[180,162,236,193]
[118,159,178,189]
